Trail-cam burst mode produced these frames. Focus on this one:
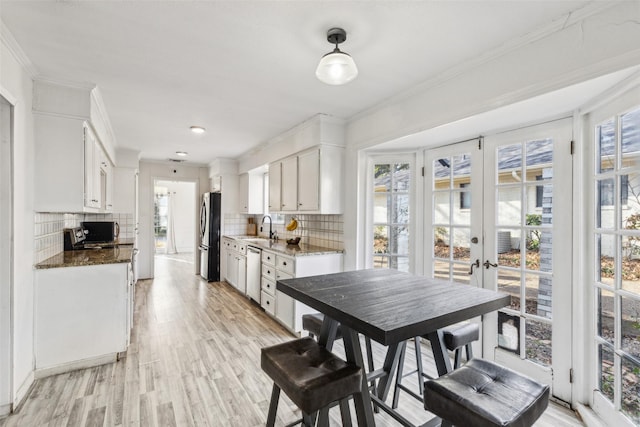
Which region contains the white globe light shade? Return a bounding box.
[315,51,358,85]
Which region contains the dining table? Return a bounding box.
[276,268,510,427]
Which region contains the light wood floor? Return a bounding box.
[0,256,584,426]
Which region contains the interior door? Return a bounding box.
[424,119,573,403]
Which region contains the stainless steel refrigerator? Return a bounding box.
[199,192,221,281]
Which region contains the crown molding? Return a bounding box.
[0,19,38,78]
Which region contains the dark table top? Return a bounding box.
[277,268,510,346]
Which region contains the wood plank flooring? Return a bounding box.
[0,255,584,426]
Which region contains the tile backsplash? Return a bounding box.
[224,213,344,250]
[34,212,135,264]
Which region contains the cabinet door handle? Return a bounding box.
[282,261,287,266]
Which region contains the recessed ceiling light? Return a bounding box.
[176,151,188,157]
[190,126,205,134]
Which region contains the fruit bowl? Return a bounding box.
[286,237,301,245]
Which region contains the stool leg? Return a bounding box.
[465,342,473,361]
[339,399,353,427]
[316,408,329,427]
[453,348,462,369]
[392,342,408,409]
[302,412,316,427]
[414,337,424,396]
[266,384,280,427]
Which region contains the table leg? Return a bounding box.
[376,342,405,400]
[425,330,452,376]
[342,328,376,427]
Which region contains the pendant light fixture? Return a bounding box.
[315,28,358,85]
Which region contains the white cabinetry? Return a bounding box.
[261,249,343,334]
[268,146,343,214]
[225,239,247,294]
[268,161,282,212]
[33,81,116,213]
[35,262,131,375]
[238,172,264,214]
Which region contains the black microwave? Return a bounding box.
[81,221,119,243]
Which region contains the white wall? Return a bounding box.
[0,23,37,410]
[156,180,196,254]
[138,161,209,279]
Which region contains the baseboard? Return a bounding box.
[34,353,117,379]
[576,403,607,427]
[0,403,11,418]
[13,371,35,413]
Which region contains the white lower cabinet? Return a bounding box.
[35,262,132,375]
[261,250,343,334]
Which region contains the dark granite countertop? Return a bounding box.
[35,246,134,269]
[224,235,343,257]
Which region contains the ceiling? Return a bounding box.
[0,0,616,165]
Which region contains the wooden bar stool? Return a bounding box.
[261,337,363,427]
[392,322,480,408]
[423,358,550,427]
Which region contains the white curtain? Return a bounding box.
[166,192,178,254]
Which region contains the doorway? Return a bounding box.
[424,118,573,403]
[153,180,197,264]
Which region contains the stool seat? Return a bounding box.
[424,358,549,427]
[302,312,343,340]
[261,337,362,416]
[442,323,479,351]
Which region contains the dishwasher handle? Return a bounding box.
[248,247,261,254]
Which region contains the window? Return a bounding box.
[460,183,471,209]
[535,175,543,208]
[371,160,411,272]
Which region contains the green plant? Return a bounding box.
[526,214,542,251]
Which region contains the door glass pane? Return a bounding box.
[433,227,450,259]
[453,190,471,225]
[526,139,553,174]
[497,187,521,225]
[525,318,552,366]
[597,287,614,345]
[597,119,616,174]
[434,158,451,189]
[621,107,640,166]
[434,192,450,224]
[373,255,388,269]
[524,273,552,318]
[374,226,388,254]
[374,194,389,223]
[598,343,615,402]
[452,263,471,285]
[393,163,410,191]
[620,295,640,359]
[597,233,616,286]
[391,226,409,256]
[497,143,522,184]
[622,235,640,293]
[392,194,410,223]
[497,268,520,311]
[433,260,450,281]
[451,228,470,261]
[497,229,520,268]
[374,164,391,192]
[621,356,640,424]
[597,179,616,229]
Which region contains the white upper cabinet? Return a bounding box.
[33,81,116,213]
[268,161,282,212]
[280,156,298,212]
[238,172,264,214]
[268,146,343,214]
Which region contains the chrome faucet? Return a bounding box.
[261,215,273,239]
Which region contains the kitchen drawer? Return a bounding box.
[261,291,275,316]
[275,270,293,281]
[262,251,276,265]
[262,264,276,280]
[276,255,294,275]
[261,276,276,297]
[236,242,247,254]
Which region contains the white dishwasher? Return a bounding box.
[246,245,262,303]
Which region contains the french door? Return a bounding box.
[425,119,573,402]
